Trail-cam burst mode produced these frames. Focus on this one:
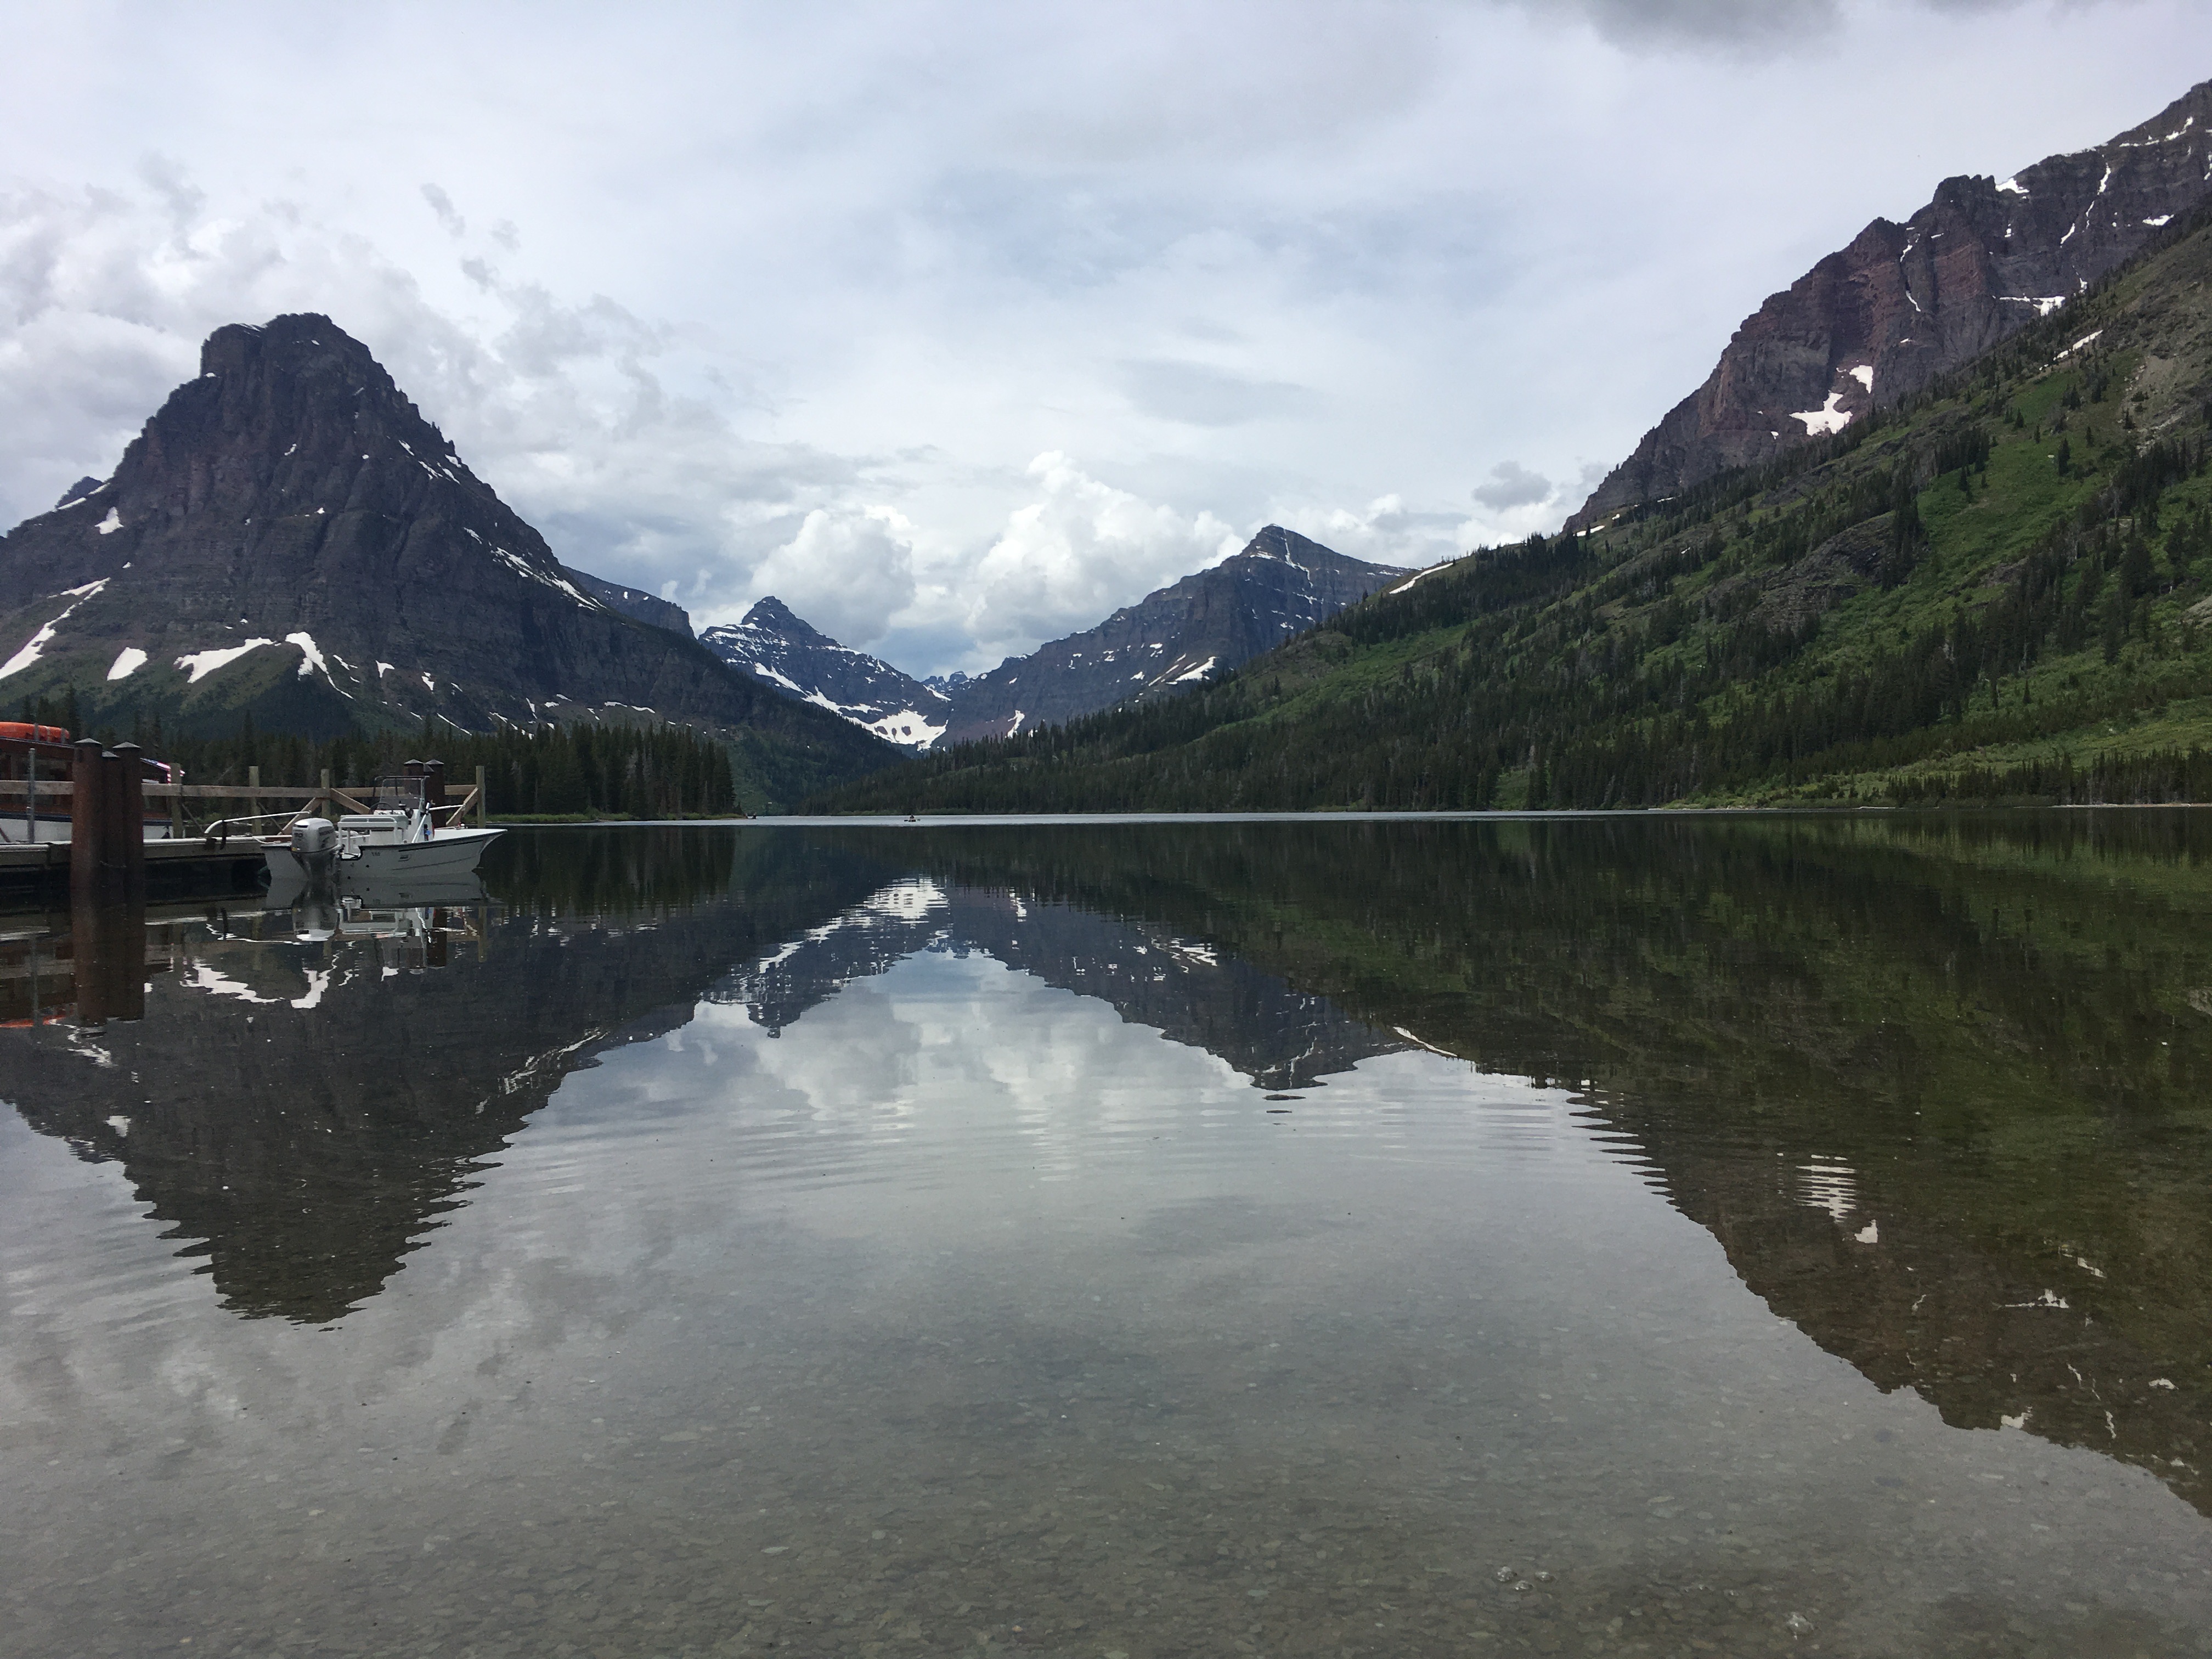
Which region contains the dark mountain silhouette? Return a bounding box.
[0,313,892,803]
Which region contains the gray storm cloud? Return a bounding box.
[1526,0,2041,52]
[420,183,466,239]
[1472,461,1556,512]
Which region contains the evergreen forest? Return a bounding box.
[7,701,742,822]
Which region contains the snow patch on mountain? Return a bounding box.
[1790,392,1853,437]
[176,638,276,684]
[0,580,110,680]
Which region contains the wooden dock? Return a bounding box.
[1,759,486,901]
[0,834,273,894]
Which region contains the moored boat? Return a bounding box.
[262,769,503,883]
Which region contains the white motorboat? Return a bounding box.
[262,772,503,883]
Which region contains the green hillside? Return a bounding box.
[811,210,2212,813]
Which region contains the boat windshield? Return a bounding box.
[370,776,426,812]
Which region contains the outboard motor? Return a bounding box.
[290,816,337,890]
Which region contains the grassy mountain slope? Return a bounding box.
[809,210,2212,813]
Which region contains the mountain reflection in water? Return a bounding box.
[1,814,2208,1656]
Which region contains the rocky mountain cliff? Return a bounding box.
[563,567,693,636]
[701,597,953,749]
[1571,76,2212,529]
[941,525,1408,744]
[0,313,891,800]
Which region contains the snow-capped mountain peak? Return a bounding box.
[701,598,952,750]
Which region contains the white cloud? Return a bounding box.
[961,453,1242,661]
[746,506,919,647]
[1269,494,1470,573]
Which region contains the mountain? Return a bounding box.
[808,203,2212,813]
[939,525,1410,744]
[0,313,894,806]
[701,597,954,749]
[702,528,1406,752]
[562,567,693,636]
[1571,76,2212,530]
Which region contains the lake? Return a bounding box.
[2,814,2209,1658]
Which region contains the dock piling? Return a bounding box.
[110,743,146,896]
[70,740,105,901]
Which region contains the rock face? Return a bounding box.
[701,597,954,750]
[940,525,1408,744]
[563,567,693,636]
[1571,77,2212,529]
[0,313,891,796]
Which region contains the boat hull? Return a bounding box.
[261,826,504,882]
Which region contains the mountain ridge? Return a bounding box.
[702,527,1410,751]
[938,525,1410,744]
[1571,76,2212,529]
[0,313,895,807]
[702,597,953,749]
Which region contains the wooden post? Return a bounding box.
[110,743,146,896]
[69,739,105,901]
[170,766,184,839]
[476,764,487,828]
[249,764,261,795]
[99,749,130,879]
[22,744,34,843]
[320,768,332,822]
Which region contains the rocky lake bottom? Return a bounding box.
[2,813,2209,1658]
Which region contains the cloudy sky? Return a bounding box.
[1,2,2204,675]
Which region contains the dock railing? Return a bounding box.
[0,777,486,840]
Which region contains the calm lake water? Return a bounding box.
[3,815,2209,1658]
